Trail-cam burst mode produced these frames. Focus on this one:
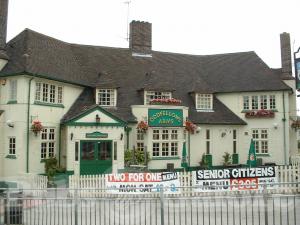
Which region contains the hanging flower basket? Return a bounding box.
[245,110,275,118]
[291,120,300,129]
[31,120,43,136]
[137,121,148,133]
[150,98,182,105]
[185,120,197,134]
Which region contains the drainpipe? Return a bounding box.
[26,77,34,173]
[188,132,191,167]
[282,92,287,165]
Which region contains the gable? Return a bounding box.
[64,106,127,127]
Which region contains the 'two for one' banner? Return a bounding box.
[106,172,181,194]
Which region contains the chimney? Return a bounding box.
[0,0,9,60]
[280,32,292,76]
[129,21,152,56]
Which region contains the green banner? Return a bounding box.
[148,109,183,127]
[86,131,108,138]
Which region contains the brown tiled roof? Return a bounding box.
[0,29,292,124]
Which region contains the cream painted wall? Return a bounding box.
[65,125,125,175]
[0,75,84,177]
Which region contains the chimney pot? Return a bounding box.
[0,0,9,60]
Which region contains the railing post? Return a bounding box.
[160,187,165,225]
[74,188,79,225]
[263,184,268,225]
[5,188,10,225]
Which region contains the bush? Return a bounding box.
[124,149,150,167]
[199,153,209,169]
[44,157,58,181]
[222,152,232,166]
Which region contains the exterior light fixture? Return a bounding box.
[96,114,100,123]
[70,132,74,140]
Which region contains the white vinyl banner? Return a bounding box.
[106,172,181,194]
[193,166,278,192]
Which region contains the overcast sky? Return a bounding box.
[6,0,300,69]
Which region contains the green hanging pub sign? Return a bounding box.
[148,109,183,127]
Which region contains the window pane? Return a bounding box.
[145,91,171,104]
[171,142,178,156]
[152,143,160,156]
[243,96,249,110]
[162,143,169,156]
[35,83,41,101]
[114,142,117,160]
[81,142,95,160]
[206,141,210,154]
[270,95,276,109]
[57,86,63,104]
[9,137,16,155]
[98,142,111,160]
[251,96,258,110]
[9,80,17,101]
[171,130,178,140]
[42,83,48,102]
[153,130,159,140]
[41,129,48,140]
[206,129,210,140]
[50,85,55,103]
[260,95,267,109]
[98,89,115,106]
[75,142,79,161]
[197,94,212,110]
[162,130,169,140]
[41,143,47,159]
[48,142,55,157]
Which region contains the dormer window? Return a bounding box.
[145,91,172,105]
[97,89,116,106]
[196,94,213,111]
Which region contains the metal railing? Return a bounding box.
[0,183,299,225]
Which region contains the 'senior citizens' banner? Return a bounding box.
[193,167,277,192]
[106,172,180,194]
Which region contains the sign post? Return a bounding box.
[294,47,300,90]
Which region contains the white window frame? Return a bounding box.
[8,137,16,155]
[136,129,145,152]
[41,128,56,159]
[252,129,268,154]
[144,91,172,105]
[243,95,277,111]
[35,81,63,104]
[9,80,17,101]
[97,89,117,106]
[196,94,213,111]
[151,129,179,157]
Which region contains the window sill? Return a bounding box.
[34,101,65,108]
[7,100,17,104]
[5,155,17,159]
[196,109,214,112]
[241,109,278,113]
[151,156,180,160]
[256,154,270,157]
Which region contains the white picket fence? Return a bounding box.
[69,165,299,197]
[18,173,48,196]
[290,155,300,166]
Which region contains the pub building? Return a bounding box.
[0,0,298,176]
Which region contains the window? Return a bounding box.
[233,130,237,154]
[9,137,16,155]
[136,130,144,152]
[243,95,276,111]
[145,91,172,105]
[196,94,213,111]
[152,129,179,157]
[206,129,210,154]
[98,89,116,106]
[36,82,63,104]
[269,95,276,109]
[252,129,268,154]
[41,128,55,159]
[251,96,258,110]
[243,96,249,110]
[9,80,17,101]
[114,142,117,160]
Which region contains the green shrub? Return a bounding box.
[124,149,150,167]
[222,152,232,166]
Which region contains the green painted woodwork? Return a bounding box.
[256,154,271,157]
[5,155,17,159]
[151,156,180,160]
[34,101,65,108]
[232,153,239,164]
[204,154,213,167]
[7,100,17,104]
[64,105,127,127]
[148,109,183,127]
[86,131,108,138]
[80,140,112,175]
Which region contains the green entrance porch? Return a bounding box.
[80,140,112,175]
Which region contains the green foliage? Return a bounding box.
[199,153,209,169]
[124,149,151,167]
[44,157,58,181]
[222,152,232,166]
